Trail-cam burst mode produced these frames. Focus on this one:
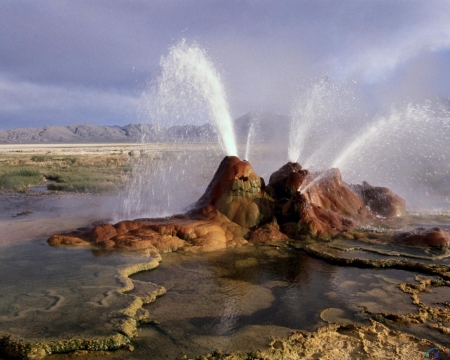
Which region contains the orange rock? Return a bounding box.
[91,223,117,243]
[48,157,410,252]
[47,234,90,247]
[114,220,149,235]
[249,222,289,243]
[195,156,271,228]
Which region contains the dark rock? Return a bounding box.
[350,181,406,217]
[267,164,367,238]
[394,227,450,247]
[248,221,289,243]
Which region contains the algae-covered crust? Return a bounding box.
[0,243,165,360]
[196,321,449,359]
[303,241,450,279]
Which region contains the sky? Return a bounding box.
[1,0,450,130]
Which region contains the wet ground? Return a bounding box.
[1,190,450,359]
[0,189,117,245]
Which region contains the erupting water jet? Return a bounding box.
[148,39,238,157]
[116,40,239,221]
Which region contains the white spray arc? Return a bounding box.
[287,78,353,168]
[244,120,257,161]
[332,103,450,195]
[150,39,238,157]
[289,85,450,211]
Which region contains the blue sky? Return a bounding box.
[1,0,450,129]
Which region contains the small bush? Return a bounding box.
[44,173,65,182]
[61,157,77,164]
[30,155,49,162]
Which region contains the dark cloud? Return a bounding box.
[0,0,449,129]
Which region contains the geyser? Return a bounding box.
[116,40,239,220]
[288,78,352,165]
[244,120,256,161]
[148,39,238,156]
[332,102,450,206]
[287,78,449,210]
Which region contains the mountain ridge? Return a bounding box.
[0,112,290,144]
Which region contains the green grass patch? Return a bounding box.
[0,153,131,194]
[47,181,117,193]
[0,169,45,191]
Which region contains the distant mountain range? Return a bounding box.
[0,112,290,144]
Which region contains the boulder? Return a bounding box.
[91,223,117,243]
[267,164,367,238]
[266,162,309,199]
[47,234,90,247]
[393,227,450,247]
[303,169,368,219]
[248,221,289,243]
[350,181,406,217]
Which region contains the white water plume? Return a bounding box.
[332,102,450,208]
[298,171,328,195]
[244,121,256,161]
[288,78,354,166]
[146,39,238,156]
[115,149,223,221]
[115,40,237,220]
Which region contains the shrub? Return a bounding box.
[30,155,48,162]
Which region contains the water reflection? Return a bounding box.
[130,245,415,358]
[1,234,447,359]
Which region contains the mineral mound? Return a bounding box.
[48,156,449,251]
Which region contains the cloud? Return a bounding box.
[1,0,450,129]
[331,4,450,83]
[0,75,139,129]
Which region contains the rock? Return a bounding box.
[394,227,450,247]
[268,161,303,185]
[195,156,272,228]
[71,216,249,253]
[303,168,368,219]
[267,164,366,238]
[350,181,406,217]
[266,162,310,200]
[47,234,90,246]
[114,220,149,235]
[248,221,289,244]
[48,157,410,250]
[91,223,117,243]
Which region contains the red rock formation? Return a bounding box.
[266,162,309,199]
[394,227,450,247]
[195,156,271,228]
[302,169,369,219]
[268,162,303,185]
[267,164,368,238]
[350,181,406,217]
[248,221,289,244]
[48,157,412,251]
